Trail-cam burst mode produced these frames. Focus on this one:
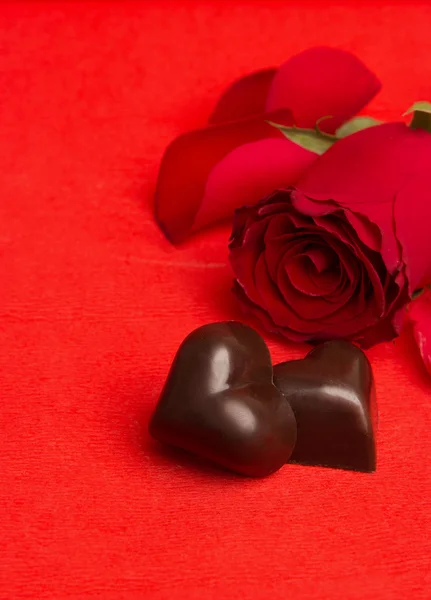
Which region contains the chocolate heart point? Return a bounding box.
[149,322,297,477]
[273,341,376,472]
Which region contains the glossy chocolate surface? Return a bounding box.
[149,322,297,477]
[273,341,376,472]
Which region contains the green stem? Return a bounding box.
[404,101,431,133]
[410,111,431,132]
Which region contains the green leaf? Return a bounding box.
[267,122,335,155]
[336,116,382,138]
[403,101,431,132]
[403,101,431,116]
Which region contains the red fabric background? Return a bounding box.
[1,2,431,598]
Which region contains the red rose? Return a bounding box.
[229,122,431,347]
[155,47,380,243]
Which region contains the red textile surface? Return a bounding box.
[1,2,431,599]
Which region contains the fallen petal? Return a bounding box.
[193,138,316,232]
[155,110,293,243]
[266,46,381,133]
[209,68,277,124]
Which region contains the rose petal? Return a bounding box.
[155,110,293,243]
[277,262,342,321]
[264,215,304,281]
[264,213,297,240]
[266,47,381,133]
[281,243,340,298]
[259,196,299,219]
[356,279,408,348]
[312,216,358,281]
[299,123,431,199]
[308,263,343,297]
[230,215,275,310]
[355,312,403,348]
[310,237,367,320]
[277,272,335,323]
[408,289,431,376]
[394,173,431,292]
[272,233,360,321]
[385,269,408,318]
[315,234,360,303]
[229,203,259,249]
[255,252,327,334]
[345,212,381,253]
[287,254,340,296]
[209,68,277,124]
[194,138,316,232]
[254,235,340,333]
[312,213,388,316]
[265,230,314,282]
[253,252,304,328]
[275,251,377,338]
[291,191,386,262]
[297,123,431,275]
[306,246,338,273]
[260,212,351,302]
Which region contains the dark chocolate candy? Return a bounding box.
[273,341,376,472]
[149,322,297,477]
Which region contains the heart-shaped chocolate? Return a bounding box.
[273,341,376,472]
[149,322,297,477]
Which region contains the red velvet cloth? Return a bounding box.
[1,2,431,598]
